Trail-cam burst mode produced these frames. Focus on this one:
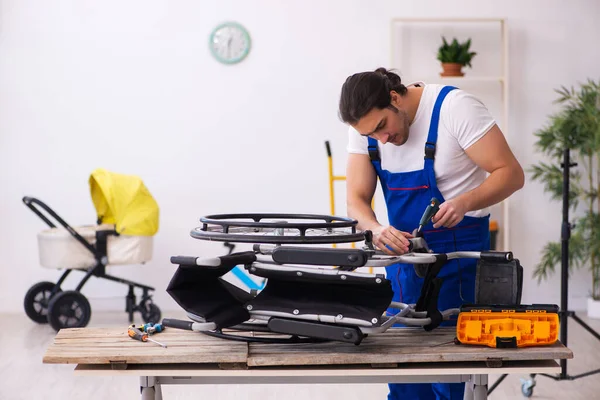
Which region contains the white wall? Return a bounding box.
[1,0,599,315]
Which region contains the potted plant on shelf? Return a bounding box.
[530,79,600,318]
[436,36,477,77]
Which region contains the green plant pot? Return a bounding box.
[440,63,464,77]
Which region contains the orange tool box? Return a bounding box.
[456,304,560,348]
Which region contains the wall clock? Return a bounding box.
[209,21,251,65]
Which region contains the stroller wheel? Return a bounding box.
[47,290,92,331]
[24,281,62,323]
[140,302,161,324]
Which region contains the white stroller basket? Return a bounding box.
[37,224,153,270]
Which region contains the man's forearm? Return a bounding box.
[457,164,524,212]
[347,198,381,232]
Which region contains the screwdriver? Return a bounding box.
[416,197,440,235]
[136,323,165,334]
[128,325,167,348]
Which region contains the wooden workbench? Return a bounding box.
[43,326,573,400]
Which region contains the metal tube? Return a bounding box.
[560,148,570,379]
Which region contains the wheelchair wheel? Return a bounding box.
[47,290,92,331]
[24,281,62,323]
[191,213,365,244]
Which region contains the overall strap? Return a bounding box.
[424,86,457,169]
[367,137,381,164]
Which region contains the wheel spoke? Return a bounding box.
[32,300,48,315]
[25,282,60,323]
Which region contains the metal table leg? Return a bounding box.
[155,379,163,400]
[464,374,489,400]
[140,372,486,399]
[140,376,161,400]
[472,374,488,400]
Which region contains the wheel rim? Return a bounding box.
[142,303,160,323]
[32,289,53,317]
[55,296,86,327]
[25,282,61,323]
[192,213,366,244]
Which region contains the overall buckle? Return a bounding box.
[424,142,436,160]
[368,147,381,162]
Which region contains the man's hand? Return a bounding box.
[371,225,414,255]
[432,198,467,229]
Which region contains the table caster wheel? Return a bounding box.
[520,377,535,398]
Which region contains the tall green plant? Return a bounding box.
[530,79,600,299]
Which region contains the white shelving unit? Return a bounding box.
[389,17,510,251]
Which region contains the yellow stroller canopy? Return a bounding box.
[89,168,159,236]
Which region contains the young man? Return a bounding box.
[338,68,524,400]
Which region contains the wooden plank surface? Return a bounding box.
[43,326,573,369]
[248,327,573,367]
[43,327,248,366]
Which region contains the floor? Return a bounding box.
[2,309,600,400]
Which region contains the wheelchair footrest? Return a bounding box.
[267,317,365,345]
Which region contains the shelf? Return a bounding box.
[433,76,503,81]
[390,18,506,80]
[389,17,511,252]
[414,76,504,84]
[391,18,506,23]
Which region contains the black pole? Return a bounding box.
[560,148,570,379]
[487,374,508,395]
[514,150,600,394]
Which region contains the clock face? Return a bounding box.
[209,22,251,64]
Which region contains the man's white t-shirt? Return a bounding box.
[347,83,495,218]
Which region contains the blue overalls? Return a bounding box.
[367,86,490,400]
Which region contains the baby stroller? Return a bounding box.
[162,212,549,348]
[23,168,162,331]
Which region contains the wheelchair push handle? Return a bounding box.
[162,318,216,332]
[170,252,257,268]
[402,238,512,262]
[480,251,513,262]
[170,256,200,266]
[162,318,194,331]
